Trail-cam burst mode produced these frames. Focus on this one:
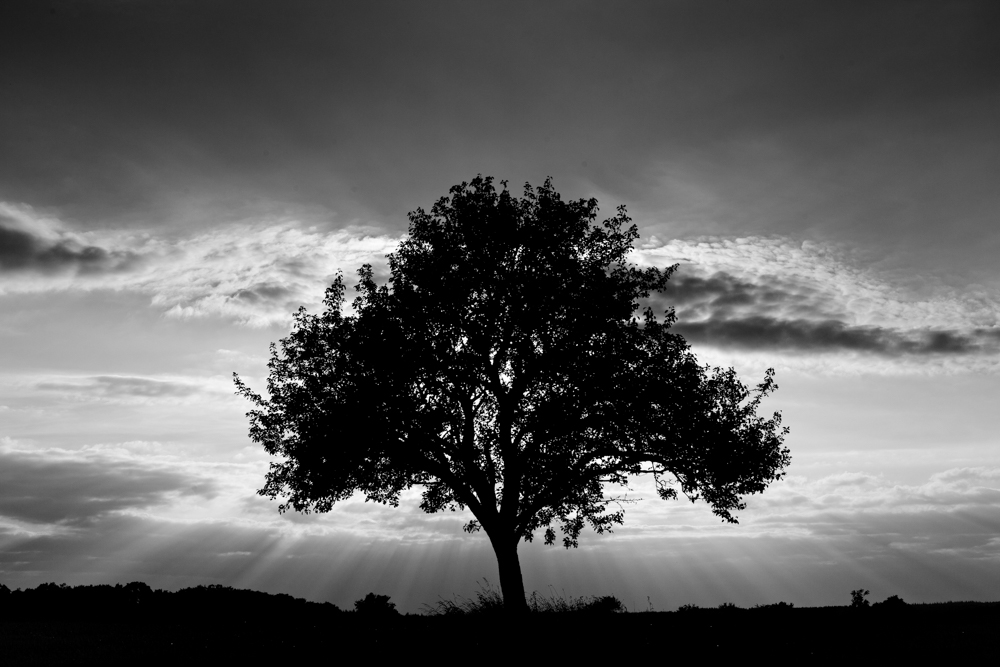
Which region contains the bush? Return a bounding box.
[580,595,625,614]
[353,593,398,616]
[873,594,907,609]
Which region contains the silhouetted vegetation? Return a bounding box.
[0,581,997,660]
[0,582,342,623]
[753,600,796,610]
[423,579,623,615]
[353,592,399,616]
[873,594,908,609]
[235,176,790,612]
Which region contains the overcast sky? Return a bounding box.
[1,0,999,612]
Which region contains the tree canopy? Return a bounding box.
[235,176,790,612]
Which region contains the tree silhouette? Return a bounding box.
[353,592,398,616]
[235,176,790,613]
[851,589,871,608]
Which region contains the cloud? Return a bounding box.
[0,442,219,526]
[35,375,200,399]
[672,316,994,356]
[634,239,1000,363]
[228,282,296,307]
[3,209,998,360]
[0,203,400,327]
[655,271,831,316]
[746,467,1000,520]
[141,224,399,326]
[0,203,138,275]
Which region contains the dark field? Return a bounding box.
[0,584,996,662]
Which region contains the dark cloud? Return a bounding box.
[0,448,217,525]
[977,327,1000,342]
[652,270,833,320]
[0,216,137,274]
[36,376,198,398]
[649,269,998,355]
[673,316,991,355]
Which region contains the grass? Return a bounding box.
[421,578,624,615]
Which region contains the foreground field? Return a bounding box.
[1,584,997,662]
[1,604,997,662]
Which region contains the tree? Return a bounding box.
[235,176,790,613]
[353,592,398,616]
[850,589,871,608]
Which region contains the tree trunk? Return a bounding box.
[490,534,529,614]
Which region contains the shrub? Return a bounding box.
[874,594,907,609]
[581,595,626,614]
[354,592,398,616]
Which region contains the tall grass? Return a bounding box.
[422,579,624,615]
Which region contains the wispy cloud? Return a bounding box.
[0,202,400,326]
[35,375,200,399]
[751,467,1000,518]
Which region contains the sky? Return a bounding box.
[1,0,999,612]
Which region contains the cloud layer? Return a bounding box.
[0,440,218,527]
[635,238,1000,368]
[3,205,998,370]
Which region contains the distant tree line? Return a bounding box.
[0,582,344,622]
[0,581,629,621]
[2,580,997,624]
